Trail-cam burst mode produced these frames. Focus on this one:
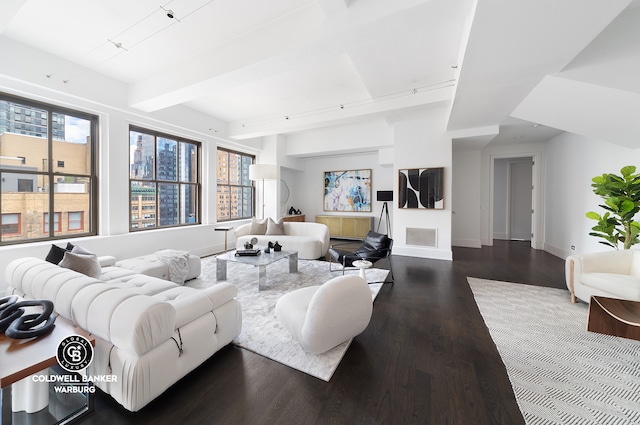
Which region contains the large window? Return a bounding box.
[129,126,201,231]
[216,148,254,221]
[0,93,98,245]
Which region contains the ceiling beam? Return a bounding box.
[228,86,454,139]
[447,0,631,133]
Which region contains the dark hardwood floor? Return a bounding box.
[84,241,566,425]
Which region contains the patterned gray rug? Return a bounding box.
[468,277,640,425]
[187,256,387,381]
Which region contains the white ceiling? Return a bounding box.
[1,0,639,148]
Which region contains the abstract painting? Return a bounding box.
[398,168,444,209]
[323,169,372,212]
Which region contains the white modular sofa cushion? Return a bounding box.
[114,252,201,282]
[234,221,330,260]
[565,250,640,303]
[5,257,242,412]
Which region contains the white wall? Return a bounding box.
[452,149,481,248]
[0,37,258,291]
[391,106,453,260]
[294,151,393,232]
[544,132,640,258]
[493,159,509,240]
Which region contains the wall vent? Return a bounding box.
[406,228,437,248]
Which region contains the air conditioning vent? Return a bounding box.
[406,228,437,247]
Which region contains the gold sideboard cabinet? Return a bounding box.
[315,215,373,239]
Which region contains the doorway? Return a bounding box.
[492,156,536,246]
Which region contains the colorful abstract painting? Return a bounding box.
[323,169,372,212]
[398,168,444,209]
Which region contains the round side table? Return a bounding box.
[352,260,373,280]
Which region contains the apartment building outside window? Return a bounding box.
[216,147,254,221]
[0,93,98,245]
[129,126,201,231]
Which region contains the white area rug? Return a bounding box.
[187,256,388,381]
[468,277,640,425]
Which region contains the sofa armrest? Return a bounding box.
[575,250,634,274]
[199,282,238,310]
[233,223,251,238]
[98,256,117,267]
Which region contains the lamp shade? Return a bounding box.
[377,190,393,202]
[249,164,278,180]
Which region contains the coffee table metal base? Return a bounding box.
[216,250,298,290]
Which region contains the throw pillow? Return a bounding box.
[45,244,69,264]
[249,217,268,235]
[59,245,101,279]
[265,217,285,235]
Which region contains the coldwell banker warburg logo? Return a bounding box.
[30,334,117,394]
[57,335,93,372]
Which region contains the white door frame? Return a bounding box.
[489,152,543,249]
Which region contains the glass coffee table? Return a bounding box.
[216,249,298,290]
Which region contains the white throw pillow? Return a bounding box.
[59,245,101,279]
[249,218,268,235]
[266,217,285,235]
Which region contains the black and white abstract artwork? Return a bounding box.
[398,168,444,209]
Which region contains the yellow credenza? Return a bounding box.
[315,215,373,239]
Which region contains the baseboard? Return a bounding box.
[543,242,569,260]
[393,245,453,261]
[452,238,482,248]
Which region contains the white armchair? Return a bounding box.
[275,275,373,354]
[565,250,640,303]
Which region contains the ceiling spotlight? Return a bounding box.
[166,9,174,19]
[108,39,128,50]
[340,105,344,109]
[531,123,540,128]
[285,116,289,120]
[411,88,418,94]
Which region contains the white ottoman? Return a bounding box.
[115,253,201,282]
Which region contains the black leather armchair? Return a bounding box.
[328,231,394,283]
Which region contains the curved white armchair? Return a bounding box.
[566,250,640,303]
[275,275,373,354]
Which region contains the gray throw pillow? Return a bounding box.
[265,217,285,235]
[59,246,101,279]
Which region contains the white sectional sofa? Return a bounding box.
[565,250,640,303]
[5,257,242,412]
[234,221,330,260]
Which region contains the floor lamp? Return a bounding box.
[249,164,278,219]
[376,190,393,237]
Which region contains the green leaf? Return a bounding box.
[621,165,636,177]
[586,211,601,220]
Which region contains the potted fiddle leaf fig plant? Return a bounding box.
[586,165,640,249]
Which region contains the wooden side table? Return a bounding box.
[587,296,640,341]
